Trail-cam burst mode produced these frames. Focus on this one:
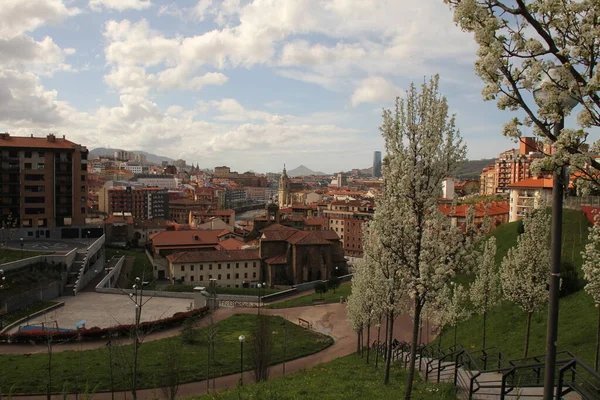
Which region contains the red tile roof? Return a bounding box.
[151,230,222,247]
[0,134,85,149]
[218,238,245,250]
[507,178,553,189]
[167,249,260,263]
[304,217,327,226]
[438,201,510,218]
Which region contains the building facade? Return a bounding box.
[99,187,169,220]
[507,178,553,222]
[322,199,375,258]
[278,166,291,208]
[372,151,382,178]
[0,133,88,231]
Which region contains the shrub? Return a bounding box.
[560,262,581,298]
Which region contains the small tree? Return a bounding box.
[327,276,341,294]
[251,315,272,383]
[314,282,328,300]
[582,212,600,370]
[501,209,551,357]
[437,283,470,348]
[159,340,182,400]
[470,237,501,350]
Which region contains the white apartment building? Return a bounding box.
[507,177,553,222]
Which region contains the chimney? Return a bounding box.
[63,135,65,139]
[0,132,10,140]
[47,134,56,142]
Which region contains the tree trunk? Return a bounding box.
[375,320,381,368]
[47,338,52,400]
[366,323,371,364]
[482,311,487,350]
[360,328,364,357]
[454,324,457,348]
[383,310,395,385]
[356,331,361,354]
[594,305,600,371]
[404,301,422,400]
[524,312,533,358]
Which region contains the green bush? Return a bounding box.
[560,261,581,298]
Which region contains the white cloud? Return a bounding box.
[89,0,152,12]
[351,76,400,107]
[279,41,366,66]
[0,0,79,38]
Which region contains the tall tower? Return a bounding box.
[372,151,382,178]
[278,165,290,208]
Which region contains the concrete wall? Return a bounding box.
[1,248,78,273]
[3,281,62,313]
[292,273,353,292]
[96,256,125,289]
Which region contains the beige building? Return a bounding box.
[507,178,553,222]
[166,250,261,287]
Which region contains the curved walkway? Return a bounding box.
[9,304,431,399]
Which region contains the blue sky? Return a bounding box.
[0,0,585,173]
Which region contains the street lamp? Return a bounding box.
[87,230,91,247]
[20,237,23,259]
[533,67,578,400]
[238,335,245,385]
[0,269,5,329]
[257,282,266,315]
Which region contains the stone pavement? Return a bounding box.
[6,292,191,334]
[8,303,428,399]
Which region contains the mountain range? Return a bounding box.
[89,148,174,165]
[287,165,328,177]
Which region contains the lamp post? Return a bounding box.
[238,335,245,385]
[20,237,23,259]
[257,282,266,315]
[533,67,578,400]
[87,230,91,248]
[0,269,5,329]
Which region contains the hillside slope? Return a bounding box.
[449,209,595,364]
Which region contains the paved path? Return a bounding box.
[8,303,431,399]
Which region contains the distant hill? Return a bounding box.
[287,165,328,177]
[453,158,496,180]
[89,147,174,165]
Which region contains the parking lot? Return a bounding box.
[5,239,88,252]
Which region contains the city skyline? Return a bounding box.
[0,0,560,173]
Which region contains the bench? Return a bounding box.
[298,318,313,329]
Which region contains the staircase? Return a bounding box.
[64,250,87,295]
[372,341,598,399]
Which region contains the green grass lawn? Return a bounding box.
[105,248,154,288]
[267,282,351,309]
[0,314,333,394]
[451,209,595,364]
[1,301,58,326]
[0,249,52,264]
[194,354,456,400]
[159,284,281,296]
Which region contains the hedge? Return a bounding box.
[0,307,209,344]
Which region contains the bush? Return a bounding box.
[1,307,209,344]
[315,282,328,299]
[560,262,581,298]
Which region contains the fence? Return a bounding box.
[95,256,125,289]
[565,196,600,209]
[72,235,105,295]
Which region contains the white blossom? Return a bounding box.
[582,213,600,305]
[470,237,501,316]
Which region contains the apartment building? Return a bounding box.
[169,199,212,223]
[131,173,178,189]
[479,137,544,195]
[322,199,374,258]
[507,177,553,222]
[0,133,88,232]
[98,187,169,220]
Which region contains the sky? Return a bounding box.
[0,0,574,174]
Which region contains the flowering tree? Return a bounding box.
[470,237,501,349]
[373,75,474,400]
[582,212,600,370]
[501,209,551,357]
[444,0,600,188]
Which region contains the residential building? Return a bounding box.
[0,133,88,232]
[372,151,382,178]
[166,250,260,286]
[123,163,144,174]
[259,223,346,285]
[114,150,134,161]
[214,166,268,187]
[438,201,510,231]
[169,199,212,223]
[322,199,375,258]
[98,187,169,220]
[507,177,553,222]
[190,209,235,230]
[131,173,178,189]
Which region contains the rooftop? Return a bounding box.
[0,133,86,150]
[167,249,260,263]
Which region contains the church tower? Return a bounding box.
[278,165,290,208]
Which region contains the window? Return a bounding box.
[227,263,230,269]
[38,151,45,157]
[191,265,194,271]
[81,175,86,181]
[37,163,44,170]
[24,151,32,158]
[200,265,203,271]
[218,274,222,280]
[227,274,230,279]
[218,263,221,269]
[209,264,213,270]
[236,263,239,268]
[200,275,203,281]
[190,276,194,281]
[253,272,256,278]
[81,185,86,192]
[235,273,239,279]
[244,273,248,278]
[181,265,185,271]
[244,262,248,268]
[24,163,32,169]
[209,274,212,279]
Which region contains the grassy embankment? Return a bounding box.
[195,354,456,400]
[451,209,596,364]
[266,282,352,309]
[0,314,332,394]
